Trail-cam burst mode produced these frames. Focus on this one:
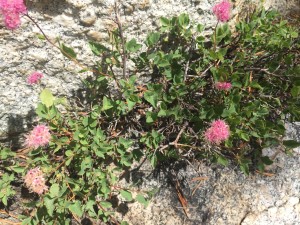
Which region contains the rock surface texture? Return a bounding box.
[0,0,299,224]
[120,123,300,225]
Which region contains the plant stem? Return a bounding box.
[114,1,127,79]
[214,21,219,51]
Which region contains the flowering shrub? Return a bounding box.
[205,120,230,144]
[24,167,48,195]
[215,81,232,90]
[24,124,51,148]
[0,1,300,224]
[212,0,231,22]
[27,72,43,85]
[0,0,27,29]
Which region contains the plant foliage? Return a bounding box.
[0,8,299,224]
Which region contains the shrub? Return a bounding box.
[0,2,299,224]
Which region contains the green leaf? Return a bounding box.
[89,41,110,55]
[160,17,170,26]
[100,201,112,208]
[146,32,160,47]
[69,200,83,217]
[40,89,54,108]
[136,194,149,207]
[0,147,15,160]
[126,39,142,53]
[261,156,273,165]
[120,190,133,201]
[21,217,32,225]
[291,86,300,97]
[290,31,298,38]
[36,34,45,40]
[158,102,167,117]
[44,197,55,217]
[239,159,250,175]
[10,166,25,173]
[60,43,77,59]
[150,153,158,167]
[197,24,204,33]
[249,81,263,90]
[157,59,170,67]
[102,96,114,111]
[144,91,159,108]
[178,13,190,28]
[217,155,228,166]
[146,112,157,123]
[120,222,129,225]
[283,140,300,149]
[49,184,60,198]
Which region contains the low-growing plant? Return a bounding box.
[0,0,300,224]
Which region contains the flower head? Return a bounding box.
[25,124,51,149]
[204,119,230,144]
[24,167,48,195]
[0,0,27,29]
[215,82,232,91]
[212,0,231,22]
[27,72,43,85]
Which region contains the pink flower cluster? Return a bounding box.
[24,167,48,195]
[205,119,230,144]
[215,82,232,91]
[212,0,231,22]
[0,0,27,29]
[25,124,51,149]
[27,72,43,85]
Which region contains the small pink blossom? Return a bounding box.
[25,124,51,149]
[215,82,232,91]
[0,0,27,29]
[212,0,231,22]
[204,119,230,144]
[27,72,43,85]
[24,167,48,195]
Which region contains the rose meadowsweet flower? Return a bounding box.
[24,167,48,195]
[215,82,232,91]
[0,0,27,29]
[25,124,51,149]
[204,119,230,144]
[212,0,231,22]
[27,72,43,85]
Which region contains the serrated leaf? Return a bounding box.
[144,91,159,108]
[146,32,160,47]
[10,166,25,173]
[40,89,54,108]
[102,96,114,111]
[120,190,132,201]
[49,184,60,198]
[69,200,83,217]
[126,39,142,53]
[44,197,55,216]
